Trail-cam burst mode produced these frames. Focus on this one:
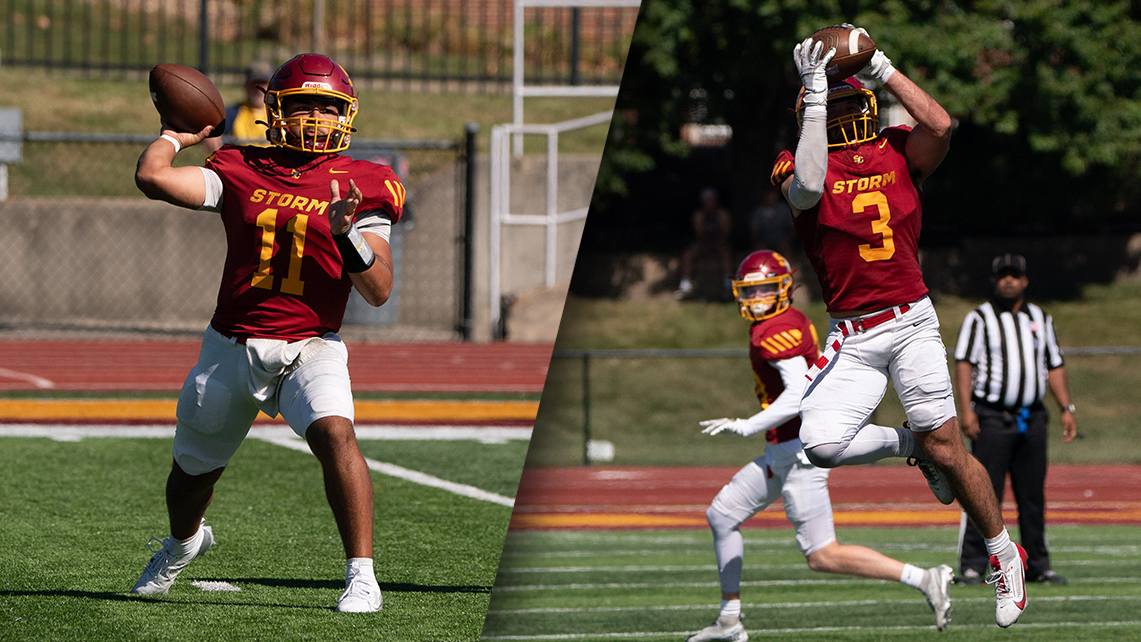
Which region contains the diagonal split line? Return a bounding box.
[255,434,515,508]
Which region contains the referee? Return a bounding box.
[953,253,1077,586]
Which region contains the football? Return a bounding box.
[808,25,877,81]
[149,64,225,137]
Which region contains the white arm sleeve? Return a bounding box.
[736,357,809,437]
[787,104,828,211]
[356,212,392,243]
[197,167,224,211]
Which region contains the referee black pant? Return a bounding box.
[959,403,1053,578]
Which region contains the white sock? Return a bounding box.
[719,598,741,618]
[899,564,926,589]
[347,557,376,582]
[170,527,202,557]
[985,528,1014,562]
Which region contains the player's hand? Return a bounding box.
[700,418,746,436]
[842,25,896,83]
[159,122,214,149]
[328,178,362,235]
[959,407,980,440]
[793,37,835,105]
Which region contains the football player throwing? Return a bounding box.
[131,54,402,613]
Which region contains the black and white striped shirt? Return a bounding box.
[954,301,1065,409]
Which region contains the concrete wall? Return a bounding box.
[0,153,601,341]
[469,153,600,342]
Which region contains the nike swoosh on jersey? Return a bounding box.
[330,169,350,174]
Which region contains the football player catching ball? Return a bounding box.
[131,53,404,613]
[770,26,1028,628]
[685,251,953,641]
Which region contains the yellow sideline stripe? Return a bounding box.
[0,399,538,422]
[512,514,712,529]
[510,506,1141,530]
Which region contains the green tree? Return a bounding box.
[590,0,1141,246]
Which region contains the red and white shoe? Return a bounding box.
[986,543,1028,627]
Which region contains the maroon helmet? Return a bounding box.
[733,250,793,321]
[264,54,358,153]
[796,76,879,149]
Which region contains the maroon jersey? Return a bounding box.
[771,127,928,313]
[204,146,405,341]
[750,307,820,444]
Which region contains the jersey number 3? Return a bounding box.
[251,208,307,295]
[853,191,894,262]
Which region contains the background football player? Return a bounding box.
[769,26,1028,627]
[131,53,402,613]
[685,251,953,642]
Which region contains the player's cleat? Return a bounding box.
[906,455,955,505]
[336,574,382,613]
[986,543,1028,628]
[131,521,215,595]
[684,613,748,642]
[921,564,954,631]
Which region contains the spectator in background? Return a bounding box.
[953,253,1077,587]
[203,60,274,153]
[749,188,794,255]
[676,187,733,299]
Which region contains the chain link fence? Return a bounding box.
[0,134,471,341]
[0,0,638,91]
[526,347,1141,467]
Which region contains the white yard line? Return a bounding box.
[480,621,1141,640]
[0,423,519,507]
[488,594,1141,615]
[492,575,1141,592]
[0,424,530,442]
[0,368,55,389]
[257,433,516,508]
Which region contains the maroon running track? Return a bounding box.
[509,464,1141,529]
[0,340,553,393]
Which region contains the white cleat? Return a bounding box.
[684,613,748,642]
[922,564,954,631]
[131,521,215,595]
[987,543,1028,628]
[336,574,382,613]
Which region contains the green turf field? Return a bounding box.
[482,527,1141,640]
[0,435,529,641]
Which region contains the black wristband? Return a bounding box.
[333,223,376,273]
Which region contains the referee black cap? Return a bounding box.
[992,253,1027,277]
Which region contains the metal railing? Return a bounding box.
[0,0,639,91]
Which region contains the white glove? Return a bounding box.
[793,37,835,107]
[700,417,751,437]
[844,24,896,83]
